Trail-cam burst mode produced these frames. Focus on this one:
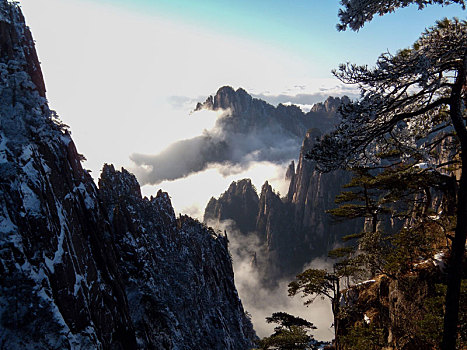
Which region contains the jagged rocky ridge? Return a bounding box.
[0,2,254,348]
[99,165,255,349]
[205,128,363,278]
[195,86,348,137]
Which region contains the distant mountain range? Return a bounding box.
[131,85,350,185]
[195,86,348,136]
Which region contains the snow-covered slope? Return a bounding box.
[0,1,254,348]
[99,165,255,349]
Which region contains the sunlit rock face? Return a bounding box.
[338,263,445,349]
[0,2,254,348]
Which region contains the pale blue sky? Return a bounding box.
[83,0,465,74]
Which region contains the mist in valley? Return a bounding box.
[208,219,335,341]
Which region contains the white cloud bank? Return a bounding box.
[18,0,349,181]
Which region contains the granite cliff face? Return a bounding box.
[0,2,254,348]
[284,129,362,258]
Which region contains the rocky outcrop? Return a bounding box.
[285,160,296,202]
[204,179,259,234]
[256,182,288,251]
[0,2,254,348]
[204,127,362,278]
[99,165,255,349]
[338,263,448,349]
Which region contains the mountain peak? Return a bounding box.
[196,86,253,113]
[309,95,349,114]
[204,178,259,233]
[0,0,45,97]
[99,164,142,201]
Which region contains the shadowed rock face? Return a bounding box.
[0,2,254,348]
[282,130,362,270]
[204,128,363,278]
[99,165,255,350]
[204,179,260,234]
[196,86,347,139]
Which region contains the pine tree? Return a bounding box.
[309,14,466,349]
[336,0,465,31]
[288,267,343,349]
[331,163,456,276]
[257,312,316,350]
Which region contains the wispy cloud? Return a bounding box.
[252,84,359,108]
[131,108,302,185]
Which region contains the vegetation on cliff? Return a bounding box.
[258,2,466,349]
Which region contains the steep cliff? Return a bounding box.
[255,129,361,275]
[285,129,362,258]
[0,2,254,348]
[0,2,135,347]
[99,165,255,349]
[204,126,361,278]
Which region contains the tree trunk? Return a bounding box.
[442,157,467,350]
[442,52,467,350]
[333,280,341,350]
